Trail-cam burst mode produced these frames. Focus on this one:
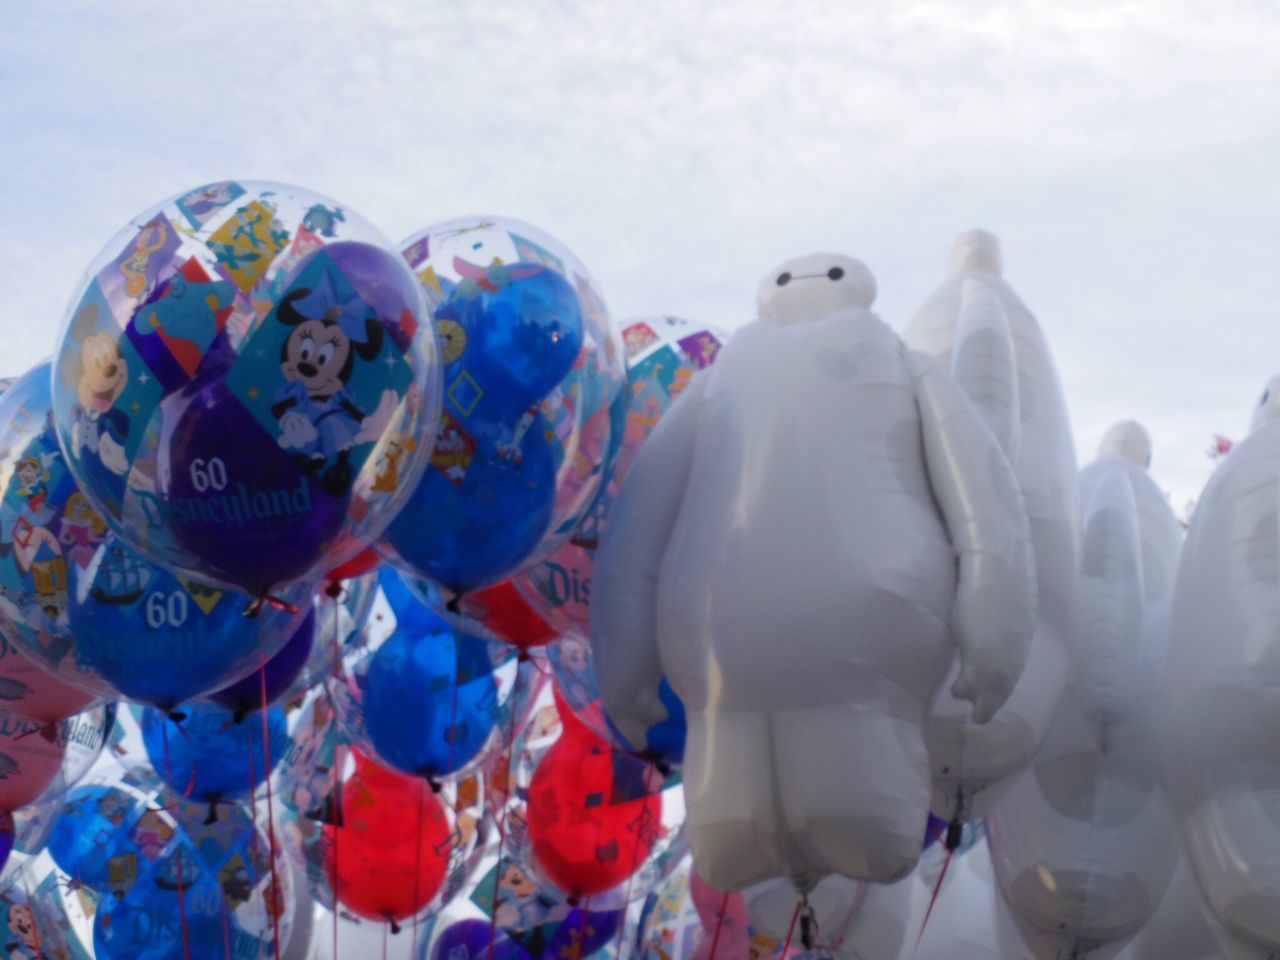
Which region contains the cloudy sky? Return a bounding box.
[4,0,1280,507]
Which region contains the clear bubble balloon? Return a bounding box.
[50,180,442,597]
[380,216,627,596]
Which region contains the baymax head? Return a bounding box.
[756,253,876,325]
[1251,375,1280,434]
[71,305,128,414]
[1097,420,1152,468]
[947,229,1004,277]
[277,282,383,399]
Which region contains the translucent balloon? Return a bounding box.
[909,232,1079,827]
[591,253,1036,892]
[517,316,725,641]
[141,701,289,819]
[50,180,442,597]
[381,216,627,595]
[208,607,316,716]
[544,632,686,767]
[274,690,490,928]
[986,431,1181,958]
[1167,385,1280,958]
[330,567,542,784]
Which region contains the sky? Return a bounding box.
[4,0,1280,509]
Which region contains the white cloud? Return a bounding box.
[3,0,1280,504]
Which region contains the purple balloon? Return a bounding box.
[208,607,316,716]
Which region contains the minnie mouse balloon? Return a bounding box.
[380,216,627,596]
[51,180,441,597]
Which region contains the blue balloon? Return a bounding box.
[94,870,227,960]
[208,607,316,716]
[64,536,310,709]
[48,785,139,889]
[383,219,628,596]
[141,702,288,813]
[360,570,498,779]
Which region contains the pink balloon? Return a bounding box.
[0,714,65,811]
[0,645,95,724]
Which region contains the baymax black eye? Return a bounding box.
[776,272,791,286]
[828,266,845,280]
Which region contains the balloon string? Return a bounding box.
[613,797,654,959]
[220,894,233,960]
[705,891,730,960]
[411,775,426,954]
[779,900,802,956]
[382,920,388,960]
[260,667,283,960]
[328,603,341,960]
[246,739,260,865]
[245,593,299,618]
[912,821,956,957]
[575,895,592,959]
[487,698,522,960]
[161,723,193,960]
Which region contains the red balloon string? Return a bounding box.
[329,594,341,960]
[613,795,655,959]
[916,839,957,957]
[220,895,233,960]
[779,900,802,956]
[573,895,592,960]
[259,667,283,960]
[160,723,194,960]
[246,739,260,865]
[411,773,426,955]
[382,920,389,960]
[487,699,523,960]
[706,891,730,960]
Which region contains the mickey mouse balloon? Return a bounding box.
[51,180,441,597]
[380,216,627,597]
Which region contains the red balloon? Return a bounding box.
[527,692,664,897]
[0,645,95,724]
[324,749,450,923]
[461,580,558,650]
[324,547,381,585]
[0,714,64,812]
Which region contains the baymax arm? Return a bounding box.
[905,348,1037,723]
[590,371,707,751]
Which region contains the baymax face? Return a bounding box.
[282,319,353,399]
[77,332,128,412]
[756,253,876,326]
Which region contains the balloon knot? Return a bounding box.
[388,918,401,935]
[168,710,188,723]
[945,818,964,852]
[204,802,218,826]
[800,897,816,950]
[324,580,344,599]
[567,894,581,907]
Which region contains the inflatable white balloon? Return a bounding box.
[1124,857,1226,960]
[591,252,1036,894]
[908,230,1079,825]
[987,423,1181,959]
[1167,379,1280,959]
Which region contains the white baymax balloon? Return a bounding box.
[1167,378,1280,960]
[987,425,1182,959]
[1124,857,1226,960]
[909,230,1078,825]
[591,252,1037,893]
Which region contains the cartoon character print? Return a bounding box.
[431,414,476,486]
[5,903,39,960]
[58,492,107,572]
[270,277,392,498]
[67,305,131,484]
[492,860,568,946]
[5,453,63,579]
[132,272,235,376]
[130,809,174,860]
[370,435,416,494]
[118,219,171,299]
